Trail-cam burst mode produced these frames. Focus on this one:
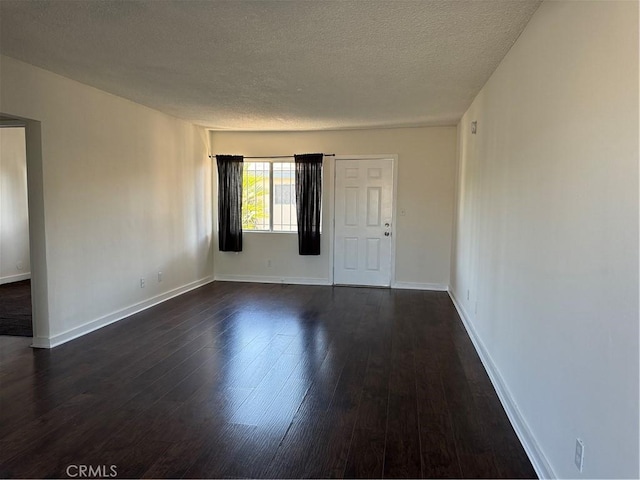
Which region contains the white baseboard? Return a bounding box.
[31,336,54,349]
[392,281,448,291]
[31,276,214,349]
[213,276,447,291]
[214,274,331,286]
[0,272,31,285]
[448,289,555,480]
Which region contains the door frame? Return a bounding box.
[0,113,49,346]
[329,154,399,286]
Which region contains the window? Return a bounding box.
[242,162,297,232]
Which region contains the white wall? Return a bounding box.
[0,56,213,347]
[0,127,31,284]
[451,1,638,478]
[210,127,457,289]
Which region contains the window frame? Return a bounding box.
[242,160,298,233]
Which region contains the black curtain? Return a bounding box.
[216,155,243,252]
[294,153,323,255]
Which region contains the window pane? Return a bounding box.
[242,162,270,230]
[274,184,294,205]
[273,162,297,232]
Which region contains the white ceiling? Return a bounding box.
[0,0,540,131]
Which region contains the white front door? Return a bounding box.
[333,158,394,287]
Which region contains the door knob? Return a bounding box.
[385,223,390,227]
[384,232,390,237]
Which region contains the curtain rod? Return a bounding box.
[208,154,335,159]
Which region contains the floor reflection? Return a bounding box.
[206,301,330,429]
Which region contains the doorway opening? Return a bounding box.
[0,113,49,346]
[0,125,32,336]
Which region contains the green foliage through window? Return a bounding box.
[242,162,270,230]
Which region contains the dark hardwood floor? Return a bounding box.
[0,282,536,479]
[0,280,32,337]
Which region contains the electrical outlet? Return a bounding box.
[158,272,163,282]
[16,261,23,271]
[267,259,272,267]
[575,438,584,472]
[140,278,145,288]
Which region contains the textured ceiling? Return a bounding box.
[0,0,540,131]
